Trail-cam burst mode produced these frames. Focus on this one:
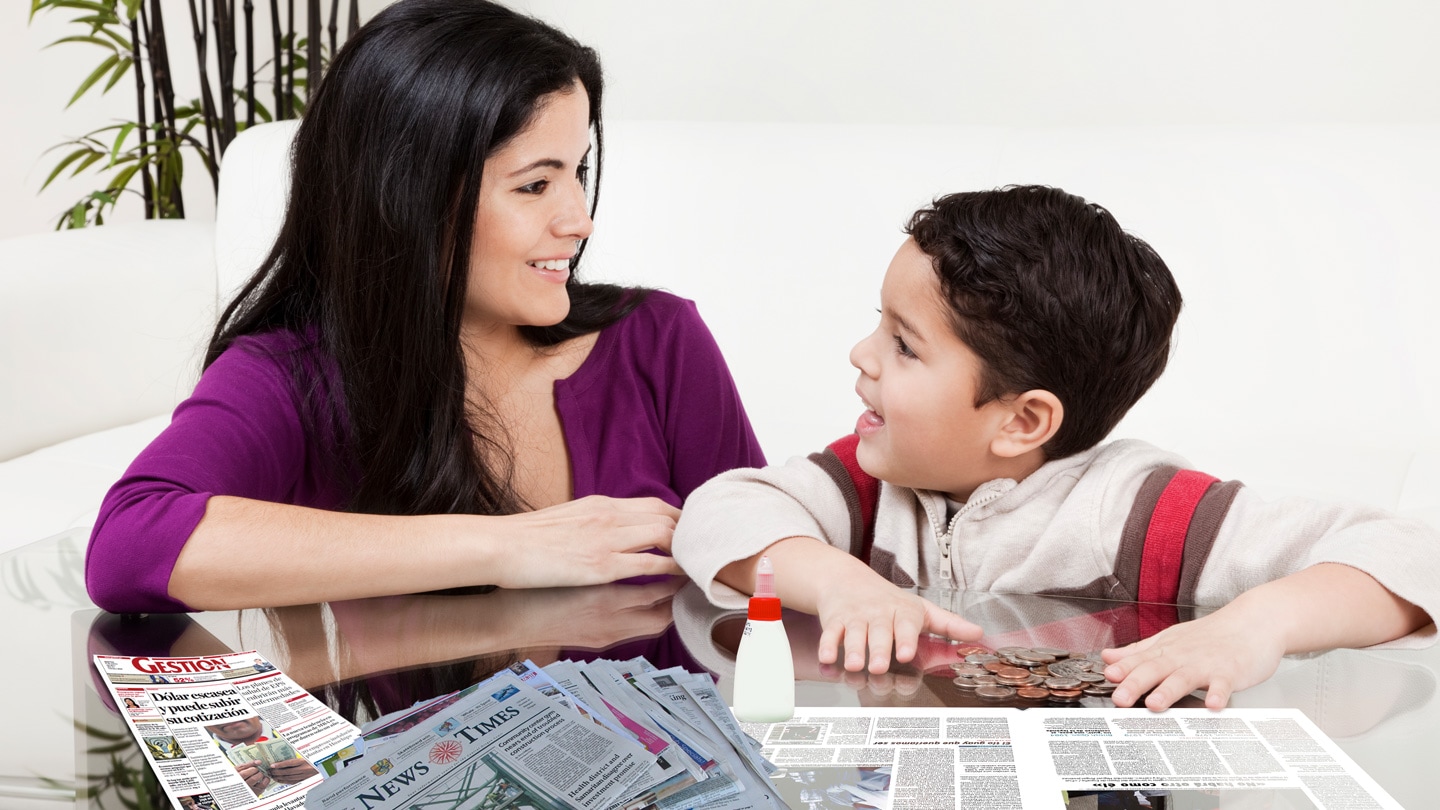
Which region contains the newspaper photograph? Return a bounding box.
[744,707,1403,809]
[92,651,362,810]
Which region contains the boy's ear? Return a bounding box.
[990,389,1063,458]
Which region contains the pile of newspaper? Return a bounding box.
[305,658,786,810]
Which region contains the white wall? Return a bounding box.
[6,1,1439,239]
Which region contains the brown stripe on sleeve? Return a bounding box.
[1114,466,1180,602]
[809,450,866,559]
[1174,479,1244,606]
[868,547,915,588]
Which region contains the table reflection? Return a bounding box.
[2,530,1436,810]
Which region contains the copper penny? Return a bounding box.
[983,661,1009,673]
[953,644,993,658]
[1016,686,1050,700]
[1048,688,1084,699]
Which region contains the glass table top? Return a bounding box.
[4,528,1437,809]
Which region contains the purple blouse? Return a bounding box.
[86,292,765,613]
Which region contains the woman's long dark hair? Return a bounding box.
[207,0,644,518]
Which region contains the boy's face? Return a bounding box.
[849,238,1014,501]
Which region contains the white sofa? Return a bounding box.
[3,120,1439,557]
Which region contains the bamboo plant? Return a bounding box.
[30,0,360,229]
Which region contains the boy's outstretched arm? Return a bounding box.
[718,537,983,674]
[1101,562,1430,711]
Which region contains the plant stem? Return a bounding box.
[128,16,155,218]
[285,0,295,119]
[347,0,358,38]
[146,0,186,216]
[244,0,255,127]
[328,0,339,63]
[186,0,221,190]
[269,0,282,120]
[213,0,237,153]
[307,0,321,100]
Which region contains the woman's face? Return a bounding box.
[466,82,594,334]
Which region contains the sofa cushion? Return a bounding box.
[0,414,168,554]
[0,220,214,461]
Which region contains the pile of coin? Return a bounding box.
[948,645,1120,704]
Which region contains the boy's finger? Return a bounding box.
[817,620,844,665]
[867,620,894,674]
[892,613,923,663]
[1145,670,1203,712]
[843,621,870,671]
[924,604,982,642]
[1203,677,1233,711]
[1110,659,1167,708]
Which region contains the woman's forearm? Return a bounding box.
[170,496,499,610]
[170,493,681,610]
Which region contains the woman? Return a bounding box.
[85,0,764,613]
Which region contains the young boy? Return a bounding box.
[672,185,1438,712]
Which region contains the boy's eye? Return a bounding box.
[518,179,549,195]
[893,335,916,359]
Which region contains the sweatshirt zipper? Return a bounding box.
[932,488,1009,584]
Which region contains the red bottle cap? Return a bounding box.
[747,596,781,621]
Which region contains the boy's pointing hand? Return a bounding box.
[815,567,983,675]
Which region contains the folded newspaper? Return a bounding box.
[92,651,362,810]
[305,657,785,810]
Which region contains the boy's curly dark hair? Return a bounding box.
[906,185,1182,459]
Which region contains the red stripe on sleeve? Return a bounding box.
[1137,469,1218,605]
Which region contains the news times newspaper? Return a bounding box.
[91,651,361,810]
[743,706,1404,809]
[305,657,785,810]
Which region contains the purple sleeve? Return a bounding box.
[655,297,767,500]
[85,336,316,613]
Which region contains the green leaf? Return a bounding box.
[69,201,88,229]
[108,121,135,166]
[106,163,140,193]
[69,150,106,176]
[101,55,131,93]
[66,52,120,108]
[97,26,131,50]
[41,0,114,13]
[44,34,117,51]
[121,0,139,20]
[41,148,90,190]
[68,12,120,26]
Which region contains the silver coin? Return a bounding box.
[975,685,1016,700]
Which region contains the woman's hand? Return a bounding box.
[493,495,682,588]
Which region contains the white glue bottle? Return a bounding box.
[732,555,795,722]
